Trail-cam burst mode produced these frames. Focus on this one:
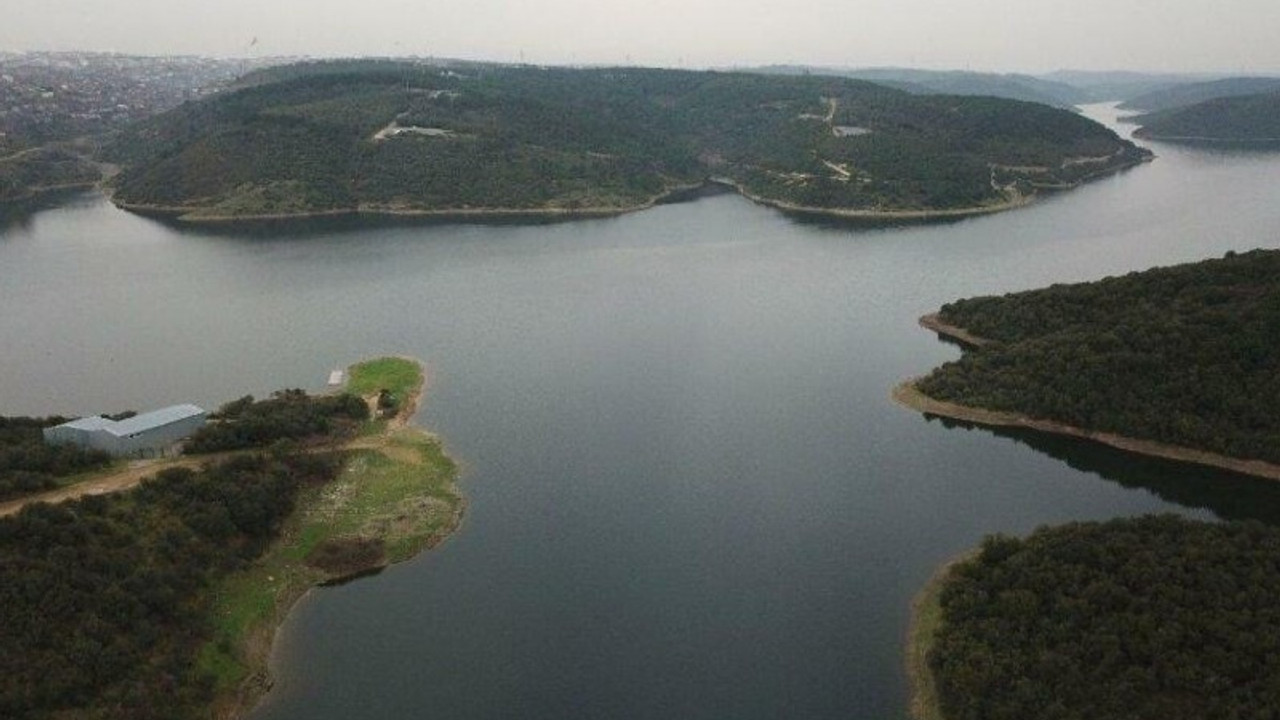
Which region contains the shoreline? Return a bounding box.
[710,177,1035,220]
[905,551,973,720]
[904,314,1280,481]
[213,356,464,720]
[107,156,1147,225]
[917,313,992,348]
[893,379,1280,483]
[0,179,100,205]
[1133,129,1280,144]
[110,180,708,224]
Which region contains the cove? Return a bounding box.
[2,105,1280,719]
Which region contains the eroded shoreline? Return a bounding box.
[899,317,1280,482]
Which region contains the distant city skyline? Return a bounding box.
[5,0,1280,74]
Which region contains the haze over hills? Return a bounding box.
[1041,70,1219,104]
[1120,76,1280,112]
[104,60,1148,221]
[749,66,1088,108]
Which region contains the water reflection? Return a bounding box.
[0,189,96,235]
[1145,138,1280,156]
[130,207,606,240]
[126,183,734,240]
[926,414,1280,525]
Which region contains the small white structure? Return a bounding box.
[328,369,345,387]
[43,404,207,458]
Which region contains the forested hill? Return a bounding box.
[1119,76,1280,112]
[105,61,1149,221]
[916,248,1280,465]
[1134,92,1280,142]
[750,66,1088,108]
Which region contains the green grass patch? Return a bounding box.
[347,356,421,399]
[196,421,461,700]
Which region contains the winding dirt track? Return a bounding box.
[0,457,207,517]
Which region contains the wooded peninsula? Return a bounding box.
[1134,91,1280,142]
[901,248,1280,719]
[103,60,1149,221]
[905,248,1280,475]
[0,357,462,720]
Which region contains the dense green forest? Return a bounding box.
[0,451,344,719]
[183,389,369,454]
[106,61,1148,219]
[1134,92,1280,141]
[916,249,1280,464]
[930,515,1280,720]
[0,415,112,500]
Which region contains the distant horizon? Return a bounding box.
[2,48,1278,80]
[5,0,1280,78]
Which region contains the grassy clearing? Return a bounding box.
[347,356,424,435]
[347,356,421,399]
[197,357,462,718]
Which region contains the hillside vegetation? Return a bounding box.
[0,146,101,203]
[106,61,1148,220]
[916,249,1280,465]
[1134,92,1280,141]
[0,415,113,500]
[927,515,1280,720]
[183,389,369,454]
[0,452,345,719]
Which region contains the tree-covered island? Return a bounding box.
[103,60,1150,222]
[0,357,462,720]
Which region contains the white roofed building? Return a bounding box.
[43,404,207,458]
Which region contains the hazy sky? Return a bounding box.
[7,0,1280,73]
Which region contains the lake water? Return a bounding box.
[4,104,1280,719]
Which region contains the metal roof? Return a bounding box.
[61,415,115,432]
[109,404,206,436]
[54,404,206,437]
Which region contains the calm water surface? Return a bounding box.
[3,105,1280,719]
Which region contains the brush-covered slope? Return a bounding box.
[106,61,1149,220]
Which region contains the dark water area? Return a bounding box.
[930,416,1280,527]
[3,104,1280,719]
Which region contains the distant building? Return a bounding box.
[43,404,207,458]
